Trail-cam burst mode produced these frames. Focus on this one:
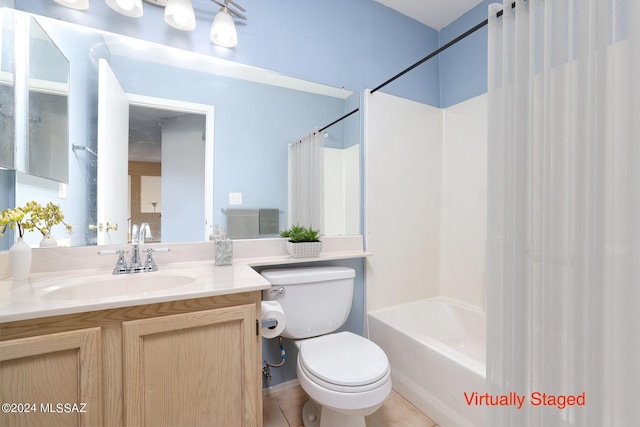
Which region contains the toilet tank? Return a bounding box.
[261,266,356,339]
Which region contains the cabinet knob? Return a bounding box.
[106,223,118,231]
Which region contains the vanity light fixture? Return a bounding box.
[164,0,196,31]
[53,0,90,10]
[105,0,144,17]
[210,0,246,48]
[210,7,236,47]
[52,0,247,46]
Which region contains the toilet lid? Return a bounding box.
[299,332,389,388]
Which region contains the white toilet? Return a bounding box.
[261,266,392,427]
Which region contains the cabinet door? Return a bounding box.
[0,327,102,426]
[122,304,259,426]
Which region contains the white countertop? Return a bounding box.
[0,236,370,323]
[0,260,270,323]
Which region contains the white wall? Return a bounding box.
[344,144,360,234]
[324,148,345,236]
[365,92,487,312]
[440,94,487,309]
[365,91,443,311]
[324,144,360,236]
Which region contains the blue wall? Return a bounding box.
[3,0,492,109]
[13,0,441,107]
[438,0,492,108]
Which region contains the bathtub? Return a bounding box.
[368,297,486,427]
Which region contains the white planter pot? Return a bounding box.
[285,240,323,258]
[9,238,32,281]
[39,232,58,248]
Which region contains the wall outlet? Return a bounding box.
[229,192,242,205]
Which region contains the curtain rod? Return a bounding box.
[370,2,515,94]
[319,108,359,132]
[314,3,515,133]
[291,108,360,144]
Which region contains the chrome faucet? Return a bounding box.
[130,222,152,271]
[98,223,170,274]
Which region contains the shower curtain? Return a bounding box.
[487,1,640,426]
[288,127,324,231]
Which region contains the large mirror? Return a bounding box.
[0,10,15,170]
[0,11,70,181]
[7,9,360,248]
[26,17,69,184]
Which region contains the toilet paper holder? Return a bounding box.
[262,318,279,329]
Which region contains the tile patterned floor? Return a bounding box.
[264,384,439,427]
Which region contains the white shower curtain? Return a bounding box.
[288,127,324,231]
[487,1,640,426]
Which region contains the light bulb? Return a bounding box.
[105,0,143,17]
[210,8,237,48]
[165,0,196,31]
[116,0,134,10]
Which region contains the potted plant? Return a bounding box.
[30,202,73,247]
[280,225,323,258]
[1,201,72,280]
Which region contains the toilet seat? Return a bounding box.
[298,332,390,393]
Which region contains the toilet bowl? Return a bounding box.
[295,332,392,427]
[261,267,392,427]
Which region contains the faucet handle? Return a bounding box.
[143,247,170,272]
[142,248,156,272]
[98,249,130,274]
[97,249,118,256]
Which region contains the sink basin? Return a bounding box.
[39,273,197,301]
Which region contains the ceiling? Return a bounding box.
[373,0,485,31]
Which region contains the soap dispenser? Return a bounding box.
[214,226,233,265]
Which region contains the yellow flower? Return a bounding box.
[0,202,73,239]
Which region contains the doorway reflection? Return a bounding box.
[127,105,206,243]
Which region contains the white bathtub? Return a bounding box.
[368,297,486,427]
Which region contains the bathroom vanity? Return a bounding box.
[0,291,261,426]
[0,237,369,426]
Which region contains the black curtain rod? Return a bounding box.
[319,107,359,132]
[293,108,359,143]
[313,3,515,133]
[370,2,514,94]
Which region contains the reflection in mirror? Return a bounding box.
[128,106,163,243]
[286,108,360,238]
[0,169,15,251]
[95,64,214,246]
[0,10,15,170]
[322,108,360,236]
[8,9,360,247]
[26,16,69,183]
[127,104,208,244]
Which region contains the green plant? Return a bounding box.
[280,225,321,243]
[0,201,72,238]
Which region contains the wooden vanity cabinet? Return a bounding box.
[0,291,262,427]
[0,327,102,426]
